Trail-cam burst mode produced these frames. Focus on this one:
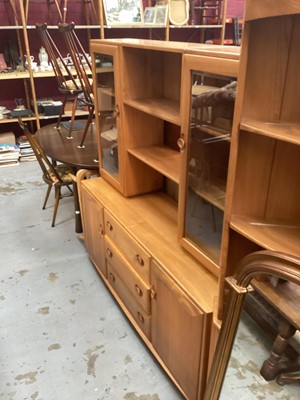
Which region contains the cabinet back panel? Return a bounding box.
[122,48,181,101]
[232,132,275,217]
[281,15,300,123]
[266,141,300,220]
[123,106,164,148]
[243,16,293,122]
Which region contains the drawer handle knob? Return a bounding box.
[106,248,113,258]
[135,284,143,297]
[135,254,144,267]
[106,221,113,231]
[109,272,115,282]
[137,312,144,324]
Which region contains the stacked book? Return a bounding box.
[0,143,21,167]
[17,135,36,162]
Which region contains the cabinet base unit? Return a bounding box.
[81,177,217,400]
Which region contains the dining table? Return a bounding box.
[35,120,99,233]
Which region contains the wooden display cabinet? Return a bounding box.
[83,39,240,400]
[219,0,300,317]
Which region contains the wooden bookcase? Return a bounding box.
[219,0,300,317]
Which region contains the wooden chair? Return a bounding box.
[58,22,94,148]
[18,119,75,227]
[36,23,85,138]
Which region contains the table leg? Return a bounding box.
[260,319,296,381]
[73,180,83,233]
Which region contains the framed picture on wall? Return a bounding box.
[154,5,169,26]
[144,7,156,24]
[103,0,144,26]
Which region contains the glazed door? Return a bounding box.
[178,54,239,276]
[91,44,123,192]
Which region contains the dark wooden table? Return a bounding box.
[35,121,99,233]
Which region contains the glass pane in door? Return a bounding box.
[184,71,236,263]
[95,53,119,179]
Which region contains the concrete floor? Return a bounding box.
[0,161,183,400]
[1,161,299,400]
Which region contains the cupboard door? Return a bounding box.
[151,260,209,400]
[81,188,106,277]
[91,43,123,193]
[178,54,239,277]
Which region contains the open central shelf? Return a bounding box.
[124,98,181,126]
[128,145,180,183]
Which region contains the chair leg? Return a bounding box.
[56,93,68,130]
[66,95,79,139]
[43,184,52,210]
[52,186,61,227]
[78,105,94,148]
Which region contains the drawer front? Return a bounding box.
[107,262,151,339]
[104,209,150,283]
[105,236,151,314]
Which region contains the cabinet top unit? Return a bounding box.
[90,38,241,60]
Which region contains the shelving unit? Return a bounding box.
[0,0,101,137]
[219,0,300,318]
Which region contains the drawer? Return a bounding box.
[104,209,150,283]
[107,262,151,340]
[105,236,151,315]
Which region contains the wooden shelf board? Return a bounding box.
[241,119,300,145]
[230,215,300,258]
[189,177,226,210]
[128,145,180,183]
[124,98,181,126]
[0,116,36,124]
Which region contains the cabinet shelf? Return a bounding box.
[230,215,300,259]
[128,145,180,183]
[189,176,226,210]
[124,98,180,126]
[241,118,300,145]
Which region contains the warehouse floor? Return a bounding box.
[0,161,183,400]
[1,160,298,400]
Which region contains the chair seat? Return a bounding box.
[48,163,74,184]
[63,78,93,91]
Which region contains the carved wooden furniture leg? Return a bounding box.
[260,319,296,381]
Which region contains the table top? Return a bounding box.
[35,121,99,170]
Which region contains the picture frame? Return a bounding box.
[154,5,169,27]
[103,0,144,26]
[144,7,156,24]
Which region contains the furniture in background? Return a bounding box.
[58,22,94,148]
[19,119,74,227]
[36,23,85,138]
[35,121,99,232]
